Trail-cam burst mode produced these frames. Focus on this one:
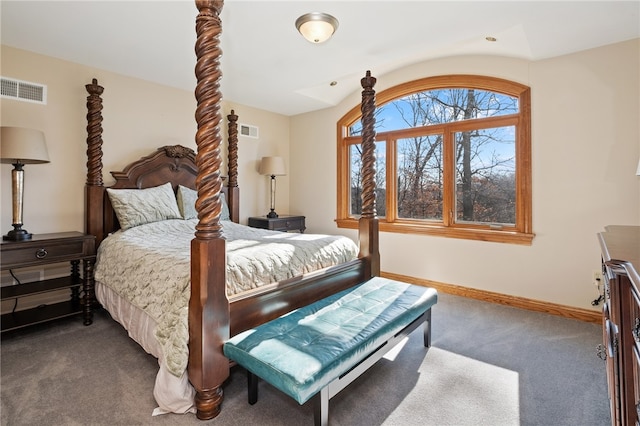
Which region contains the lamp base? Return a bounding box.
[3,226,32,241]
[267,210,278,219]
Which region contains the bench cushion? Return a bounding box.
[223,276,438,404]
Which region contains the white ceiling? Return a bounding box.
[2,1,639,116]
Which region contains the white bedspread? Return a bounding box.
[94,219,359,379]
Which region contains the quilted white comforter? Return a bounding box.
[94,219,359,377]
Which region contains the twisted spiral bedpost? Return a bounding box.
[358,70,381,277]
[190,0,229,421]
[360,70,377,219]
[85,78,105,243]
[85,79,104,187]
[194,0,225,239]
[227,110,238,188]
[226,109,240,222]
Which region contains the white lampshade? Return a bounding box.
[295,12,339,44]
[259,156,286,176]
[1,126,49,241]
[0,127,50,164]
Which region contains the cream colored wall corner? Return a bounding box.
[0,46,290,237]
[289,38,640,311]
[0,46,195,235]
[224,102,291,224]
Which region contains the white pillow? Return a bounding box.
[107,182,182,230]
[176,185,230,221]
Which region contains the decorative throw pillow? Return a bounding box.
[177,185,230,221]
[106,182,182,230]
[176,185,198,220]
[220,192,231,221]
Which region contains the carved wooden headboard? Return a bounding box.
[85,77,240,245]
[101,144,227,235]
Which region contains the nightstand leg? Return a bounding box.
[70,260,80,305]
[83,257,95,326]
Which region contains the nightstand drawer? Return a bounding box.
[248,215,306,233]
[1,232,95,269]
[274,217,304,232]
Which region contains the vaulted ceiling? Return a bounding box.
[2,1,638,116]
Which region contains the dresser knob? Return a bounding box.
[633,318,640,342]
[35,248,48,259]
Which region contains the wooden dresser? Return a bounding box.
[598,225,640,426]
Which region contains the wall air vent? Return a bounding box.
[239,123,259,139]
[1,77,47,104]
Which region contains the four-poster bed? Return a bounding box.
[84,0,380,419]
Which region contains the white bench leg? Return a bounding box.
[313,387,329,426]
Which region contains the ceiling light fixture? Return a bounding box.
[295,12,339,44]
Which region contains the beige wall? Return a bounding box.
[3,40,638,312]
[0,46,290,234]
[291,39,640,311]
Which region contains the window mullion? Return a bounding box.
[386,138,397,222]
[442,128,455,227]
[338,135,355,219]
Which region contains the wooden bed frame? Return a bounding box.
[84,0,380,420]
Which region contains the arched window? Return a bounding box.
[337,75,533,244]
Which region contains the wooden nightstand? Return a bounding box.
[0,232,96,333]
[248,215,306,233]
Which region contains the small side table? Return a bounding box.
[0,232,96,333]
[248,215,306,233]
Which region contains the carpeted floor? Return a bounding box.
[1,293,610,425]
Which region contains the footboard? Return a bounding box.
[230,259,366,336]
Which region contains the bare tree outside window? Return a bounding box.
[350,87,517,224]
[455,126,515,224]
[397,134,443,220]
[350,142,386,216]
[337,75,533,245]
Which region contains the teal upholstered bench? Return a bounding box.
[223,276,438,425]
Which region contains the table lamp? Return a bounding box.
[1,127,50,241]
[259,156,286,218]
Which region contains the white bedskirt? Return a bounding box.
[96,282,195,416]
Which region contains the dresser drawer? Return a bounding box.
[633,345,640,426]
[631,287,640,351]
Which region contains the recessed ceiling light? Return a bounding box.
[485,36,497,42]
[330,81,337,86]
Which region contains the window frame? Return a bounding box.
[336,75,534,245]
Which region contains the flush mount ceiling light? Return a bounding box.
[295,12,339,44]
